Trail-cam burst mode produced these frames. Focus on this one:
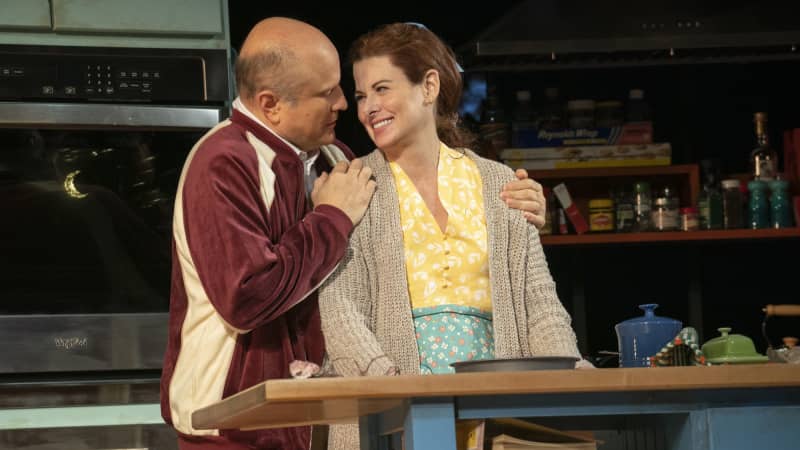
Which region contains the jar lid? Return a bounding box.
[654,197,676,206]
[589,198,613,208]
[721,179,741,189]
[567,99,595,110]
[516,90,531,101]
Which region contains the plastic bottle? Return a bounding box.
[626,88,651,123]
[698,159,723,230]
[536,87,563,130]
[747,180,770,229]
[479,85,510,160]
[769,179,793,228]
[511,90,535,147]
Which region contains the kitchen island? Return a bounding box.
[192,364,800,450]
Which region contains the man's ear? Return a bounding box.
[422,69,440,105]
[255,89,281,124]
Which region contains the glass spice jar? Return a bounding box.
[721,179,743,229]
[680,207,699,231]
[589,198,615,232]
[651,186,679,231]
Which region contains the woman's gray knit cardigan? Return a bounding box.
[319,148,580,450]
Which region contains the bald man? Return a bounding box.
[160,18,373,450]
[161,16,546,450]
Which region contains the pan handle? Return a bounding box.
[763,304,800,317]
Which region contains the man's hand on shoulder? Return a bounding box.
[500,168,546,229]
[311,158,376,226]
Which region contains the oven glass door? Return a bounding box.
[0,122,207,374]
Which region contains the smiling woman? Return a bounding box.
[319,22,584,450]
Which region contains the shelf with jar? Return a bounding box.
[540,227,800,246]
[532,164,800,245]
[534,164,699,236]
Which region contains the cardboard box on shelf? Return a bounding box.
[499,143,671,162]
[512,122,653,148]
[504,156,670,170]
[552,183,589,234]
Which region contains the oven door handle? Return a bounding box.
[0,102,224,130]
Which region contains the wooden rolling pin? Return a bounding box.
[763,304,800,317]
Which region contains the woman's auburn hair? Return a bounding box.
[349,23,476,150]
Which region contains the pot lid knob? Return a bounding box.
[639,303,658,317]
[717,327,732,337]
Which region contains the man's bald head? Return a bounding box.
[235,17,337,102]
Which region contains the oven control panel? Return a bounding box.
[0,46,228,104]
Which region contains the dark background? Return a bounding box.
[228,1,522,154]
[227,2,800,360]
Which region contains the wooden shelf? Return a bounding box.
[540,227,800,246]
[528,164,701,215]
[528,164,699,181]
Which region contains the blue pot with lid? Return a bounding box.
[615,304,682,367]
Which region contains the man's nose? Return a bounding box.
[332,86,347,111]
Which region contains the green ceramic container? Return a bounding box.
[701,327,769,364]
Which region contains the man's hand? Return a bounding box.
[500,168,546,229]
[311,159,376,226]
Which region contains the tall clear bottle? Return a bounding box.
[698,159,723,230]
[632,181,652,232]
[751,112,779,181]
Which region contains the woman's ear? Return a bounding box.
[422,69,440,105]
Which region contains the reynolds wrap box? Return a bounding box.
[501,143,671,170]
[512,122,653,148]
[499,143,671,162]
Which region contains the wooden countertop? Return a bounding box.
[192,364,800,431]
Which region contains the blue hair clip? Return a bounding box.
[404,22,464,73]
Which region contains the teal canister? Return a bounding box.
[747,179,770,229]
[769,179,793,228]
[615,304,683,368]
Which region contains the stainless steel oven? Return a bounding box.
[0,44,230,376]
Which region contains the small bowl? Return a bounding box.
[450,356,579,373]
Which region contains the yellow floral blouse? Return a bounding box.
[390,143,495,373]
